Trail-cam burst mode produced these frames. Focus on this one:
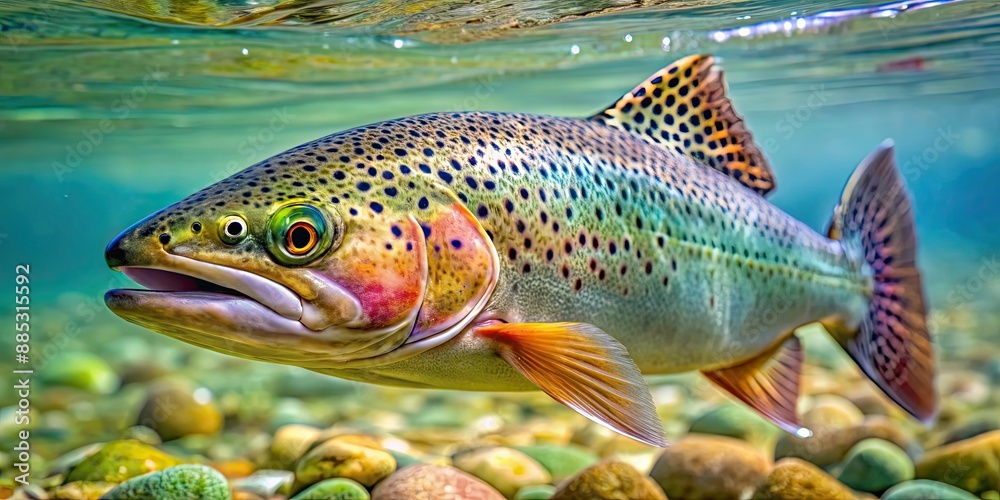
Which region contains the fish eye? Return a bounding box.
[266,204,338,265]
[219,215,248,244]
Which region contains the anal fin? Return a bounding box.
[476,321,668,447]
[702,334,811,437]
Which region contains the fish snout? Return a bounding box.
[104,232,128,269]
[105,213,170,270]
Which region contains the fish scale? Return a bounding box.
[106,54,936,447]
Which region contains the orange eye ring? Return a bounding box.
[285,221,318,255]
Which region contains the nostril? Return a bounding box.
[158,233,171,245]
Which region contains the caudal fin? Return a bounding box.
[827,140,937,423]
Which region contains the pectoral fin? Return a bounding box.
[702,334,811,437]
[476,322,667,447]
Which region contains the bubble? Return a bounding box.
[193,387,213,405]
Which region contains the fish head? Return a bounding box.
[105,136,498,368]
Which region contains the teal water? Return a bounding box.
[1,0,999,485]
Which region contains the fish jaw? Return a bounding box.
[102,207,426,365]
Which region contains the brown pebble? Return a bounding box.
[650,434,771,500]
[552,459,666,500]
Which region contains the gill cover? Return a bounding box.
[302,205,428,360]
[407,182,499,345]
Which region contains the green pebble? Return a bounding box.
[100,464,230,499]
[514,484,557,499]
[291,478,370,500]
[67,440,183,483]
[689,404,777,447]
[513,445,598,482]
[388,449,422,470]
[882,479,978,499]
[836,438,914,493]
[38,352,120,394]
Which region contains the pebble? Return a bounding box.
[941,412,1000,445]
[513,444,598,482]
[752,458,853,500]
[44,443,102,479]
[514,484,557,500]
[881,479,979,499]
[291,478,370,500]
[371,464,504,500]
[269,424,321,469]
[570,423,620,455]
[688,403,778,450]
[50,481,114,499]
[65,440,183,483]
[801,394,865,431]
[452,446,551,498]
[294,436,395,488]
[386,449,421,470]
[551,460,666,500]
[230,469,295,498]
[120,425,162,445]
[99,464,230,499]
[649,434,771,499]
[915,429,1000,494]
[38,352,120,395]
[136,380,223,441]
[774,416,916,468]
[835,438,914,493]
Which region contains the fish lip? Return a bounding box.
[104,287,404,367]
[103,288,373,366]
[108,252,303,320]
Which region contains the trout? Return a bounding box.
[105,55,936,446]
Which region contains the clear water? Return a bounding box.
[1,0,998,483]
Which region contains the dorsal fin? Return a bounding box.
[590,54,776,196]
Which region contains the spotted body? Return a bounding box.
[106,55,936,446]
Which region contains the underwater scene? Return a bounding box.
[2,0,1000,498]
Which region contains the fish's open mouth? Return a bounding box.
[107,252,305,320]
[121,267,249,298]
